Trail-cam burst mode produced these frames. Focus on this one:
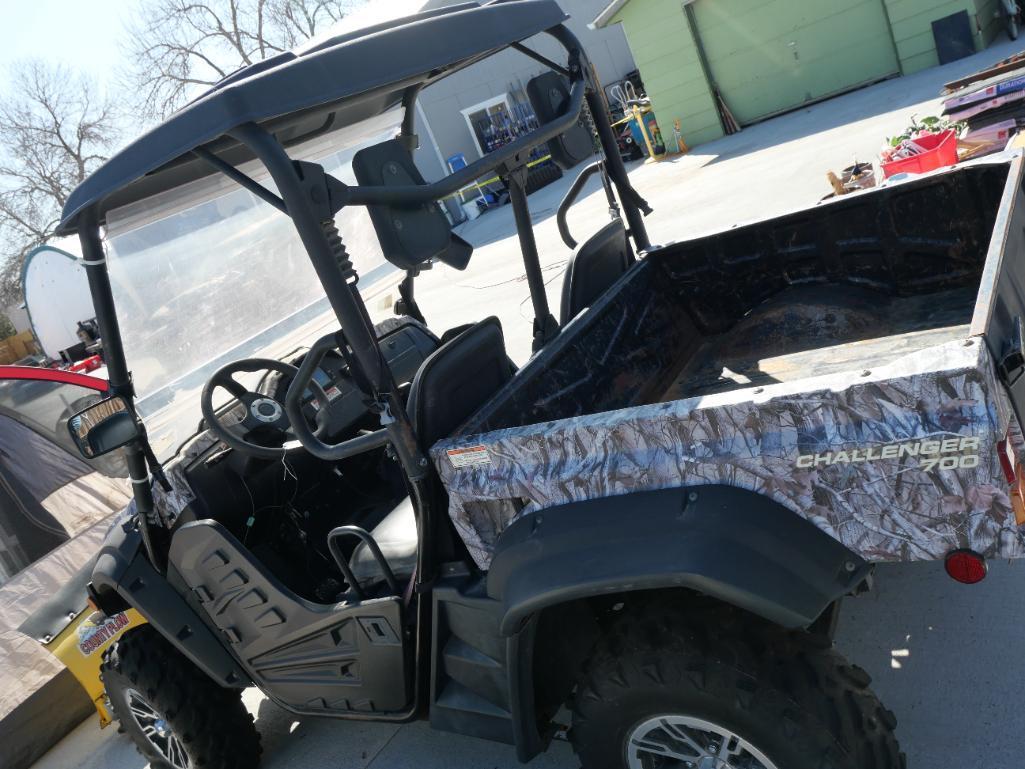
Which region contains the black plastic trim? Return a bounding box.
[90,521,250,687]
[506,614,542,761]
[487,485,871,635]
[17,556,97,642]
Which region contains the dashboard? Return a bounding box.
[285,320,438,440]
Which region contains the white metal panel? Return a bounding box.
[23,245,94,360]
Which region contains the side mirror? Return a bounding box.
[67,396,140,458]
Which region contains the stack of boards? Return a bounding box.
[942,51,1025,158]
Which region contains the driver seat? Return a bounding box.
[348,318,514,587]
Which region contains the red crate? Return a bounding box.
[881,129,958,178]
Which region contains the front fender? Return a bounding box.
[91,517,249,688]
[486,485,870,634]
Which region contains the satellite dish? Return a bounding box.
[23,242,94,360]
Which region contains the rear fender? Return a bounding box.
[486,485,870,635]
[90,517,249,688]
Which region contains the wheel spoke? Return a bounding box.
[216,372,249,399]
[660,719,707,755]
[169,736,189,768]
[130,704,157,721]
[720,733,743,759]
[631,734,700,761]
[126,689,188,766]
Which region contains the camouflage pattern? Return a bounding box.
[153,427,226,523]
[432,336,1025,570]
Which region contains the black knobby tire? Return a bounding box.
[102,625,261,769]
[571,605,904,769]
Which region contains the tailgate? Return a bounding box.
[972,152,1025,423]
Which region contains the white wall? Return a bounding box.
[414,0,637,171]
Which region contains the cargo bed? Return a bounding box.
[435,156,1025,571]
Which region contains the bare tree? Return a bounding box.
[126,0,355,118]
[0,61,119,306]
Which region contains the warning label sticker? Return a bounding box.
[447,445,492,468]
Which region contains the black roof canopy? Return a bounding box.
[58,0,568,234]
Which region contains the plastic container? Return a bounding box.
[881,129,958,178]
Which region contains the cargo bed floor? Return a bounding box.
[661,285,977,402]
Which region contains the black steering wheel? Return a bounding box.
[200,358,330,459]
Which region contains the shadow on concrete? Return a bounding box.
[253,695,403,769]
[836,558,1025,768]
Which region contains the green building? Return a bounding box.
[593,0,1005,146]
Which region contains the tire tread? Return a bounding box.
[101,625,261,769]
[570,602,904,769]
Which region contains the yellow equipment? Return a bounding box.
[43,607,146,726]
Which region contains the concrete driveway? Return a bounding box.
[32,36,1025,769]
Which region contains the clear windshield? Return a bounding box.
[104,114,403,460]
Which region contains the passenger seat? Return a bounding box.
[348,317,515,586]
[560,219,634,325]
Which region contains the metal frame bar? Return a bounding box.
[399,84,424,151]
[327,525,402,599]
[0,365,109,391]
[78,210,167,573]
[556,160,604,249]
[192,147,287,214]
[507,171,559,350]
[346,77,587,206]
[510,42,571,77]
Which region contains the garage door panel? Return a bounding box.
[697,6,885,63]
[692,0,899,125]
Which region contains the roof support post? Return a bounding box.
[399,84,423,152]
[505,167,559,351]
[228,121,434,720]
[546,23,651,252]
[78,210,167,573]
[583,85,650,251]
[229,123,427,475]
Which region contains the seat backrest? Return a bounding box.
[560,219,634,325]
[407,317,514,448]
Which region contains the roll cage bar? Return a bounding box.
[70,15,650,699]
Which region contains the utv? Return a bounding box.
[59,1,1025,768]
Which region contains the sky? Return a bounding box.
[0,0,423,148]
[0,0,424,96]
[0,0,139,88]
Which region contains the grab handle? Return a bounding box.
[557,161,603,249]
[327,525,401,599]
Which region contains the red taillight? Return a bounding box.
[945,549,988,584]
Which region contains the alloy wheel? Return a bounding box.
[125,688,191,769]
[625,714,779,769]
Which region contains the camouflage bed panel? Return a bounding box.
[433,336,1025,570]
